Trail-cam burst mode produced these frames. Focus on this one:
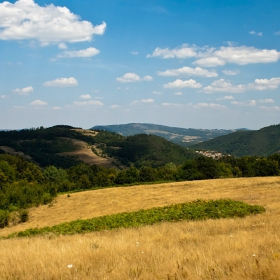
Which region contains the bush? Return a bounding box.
[19,210,29,223]
[0,210,10,228]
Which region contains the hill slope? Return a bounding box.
[91,123,243,147]
[191,124,280,156]
[0,125,197,168]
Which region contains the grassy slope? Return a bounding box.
[0,177,279,279]
[191,124,280,156]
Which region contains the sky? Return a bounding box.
[0,0,280,130]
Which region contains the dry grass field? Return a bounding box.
[0,177,280,279]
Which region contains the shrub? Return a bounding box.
[0,210,10,228]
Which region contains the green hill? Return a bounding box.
[191,124,280,157]
[0,126,197,169]
[91,123,243,147]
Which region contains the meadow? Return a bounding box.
[0,176,279,279]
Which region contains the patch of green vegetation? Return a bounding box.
[7,199,265,238]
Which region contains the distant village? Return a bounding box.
[195,150,228,159]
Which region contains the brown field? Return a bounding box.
[57,138,116,168]
[0,177,280,279]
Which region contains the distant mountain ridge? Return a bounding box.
[91,123,247,147]
[190,124,280,157]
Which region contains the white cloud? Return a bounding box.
[231,100,257,106]
[52,106,62,110]
[174,92,182,95]
[131,99,155,105]
[147,44,197,59]
[131,51,138,55]
[148,43,280,66]
[152,91,162,95]
[259,105,280,110]
[193,103,226,109]
[216,95,234,101]
[143,75,154,81]
[1,95,8,99]
[116,73,153,83]
[249,31,263,36]
[57,47,100,58]
[247,77,280,90]
[193,57,226,67]
[158,66,218,77]
[258,99,274,103]
[58,43,67,49]
[0,0,106,45]
[163,79,202,89]
[275,31,280,35]
[201,79,246,93]
[74,100,103,106]
[43,77,78,87]
[13,86,33,96]
[110,105,120,109]
[30,100,48,106]
[79,94,91,100]
[222,70,239,76]
[162,103,182,106]
[213,46,279,65]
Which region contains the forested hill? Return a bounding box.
[91,123,243,147]
[0,126,197,169]
[191,124,280,157]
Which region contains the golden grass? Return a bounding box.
[1,177,280,279]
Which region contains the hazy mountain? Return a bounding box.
[92,123,247,147]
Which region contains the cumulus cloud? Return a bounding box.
[163,79,202,89]
[259,105,280,110]
[152,91,162,95]
[216,95,234,101]
[222,70,239,76]
[79,94,91,99]
[131,99,155,105]
[249,31,263,36]
[110,105,120,109]
[131,51,138,55]
[74,100,103,106]
[147,44,197,59]
[213,46,279,65]
[52,106,62,110]
[149,43,280,66]
[0,0,106,45]
[43,77,78,87]
[193,103,226,109]
[258,98,274,103]
[247,77,280,90]
[158,66,218,77]
[30,99,48,106]
[116,73,153,83]
[1,95,8,99]
[13,86,33,96]
[231,100,257,106]
[58,43,67,49]
[201,79,246,93]
[57,47,100,58]
[193,57,226,67]
[174,92,182,95]
[162,103,182,106]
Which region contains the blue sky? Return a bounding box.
[0,0,280,130]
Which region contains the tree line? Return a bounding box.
[0,152,279,228]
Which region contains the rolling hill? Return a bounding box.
[91,123,245,147]
[191,123,280,157]
[0,125,197,168]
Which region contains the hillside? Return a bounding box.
[0,125,197,168]
[1,177,279,279]
[191,124,280,157]
[92,123,244,147]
